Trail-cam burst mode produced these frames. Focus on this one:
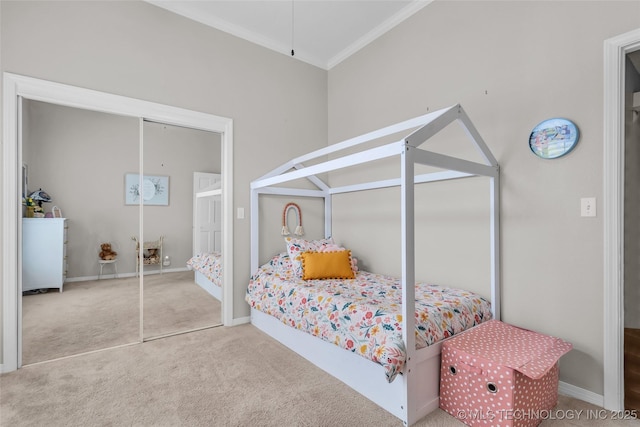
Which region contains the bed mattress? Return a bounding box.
[246,253,492,382]
[187,252,223,288]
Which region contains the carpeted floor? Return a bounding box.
[1,324,638,426]
[22,271,221,365]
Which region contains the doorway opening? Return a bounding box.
[603,28,640,412]
[623,49,640,412]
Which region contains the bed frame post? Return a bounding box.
[401,142,417,425]
[490,174,501,320]
[324,194,332,239]
[250,189,259,273]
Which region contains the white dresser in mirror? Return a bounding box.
[22,218,68,292]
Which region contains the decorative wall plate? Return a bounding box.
[529,118,579,159]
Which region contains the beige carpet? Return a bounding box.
[1,324,638,427]
[22,271,221,365]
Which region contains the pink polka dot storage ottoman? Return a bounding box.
[439,320,572,427]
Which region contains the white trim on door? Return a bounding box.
[603,28,640,412]
[193,172,222,256]
[2,72,234,373]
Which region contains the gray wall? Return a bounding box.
[327,1,640,396]
[1,0,328,339]
[22,100,220,278]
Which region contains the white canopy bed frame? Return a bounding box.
[249,104,500,426]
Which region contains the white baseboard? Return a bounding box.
[66,273,134,282]
[559,381,605,407]
[230,316,250,326]
[65,267,190,283]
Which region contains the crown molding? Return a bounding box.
[328,1,432,69]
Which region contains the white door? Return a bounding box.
[193,172,221,255]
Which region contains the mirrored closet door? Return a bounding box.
[20,104,225,365]
[9,75,232,371]
[141,120,223,340]
[20,100,141,365]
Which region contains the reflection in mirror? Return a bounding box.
[141,120,222,339]
[21,100,140,364]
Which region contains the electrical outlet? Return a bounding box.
[581,197,596,217]
[237,207,245,219]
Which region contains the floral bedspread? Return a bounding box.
[187,252,222,288]
[246,253,492,383]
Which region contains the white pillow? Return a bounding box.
[284,237,334,278]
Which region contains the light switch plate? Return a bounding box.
[581,197,596,217]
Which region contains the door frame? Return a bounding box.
[604,28,640,411]
[2,72,234,373]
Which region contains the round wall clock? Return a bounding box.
[529,118,579,159]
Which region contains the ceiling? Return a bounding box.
[146,0,432,70]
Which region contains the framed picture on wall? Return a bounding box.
[125,174,169,206]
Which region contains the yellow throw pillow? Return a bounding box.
[301,250,355,280]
